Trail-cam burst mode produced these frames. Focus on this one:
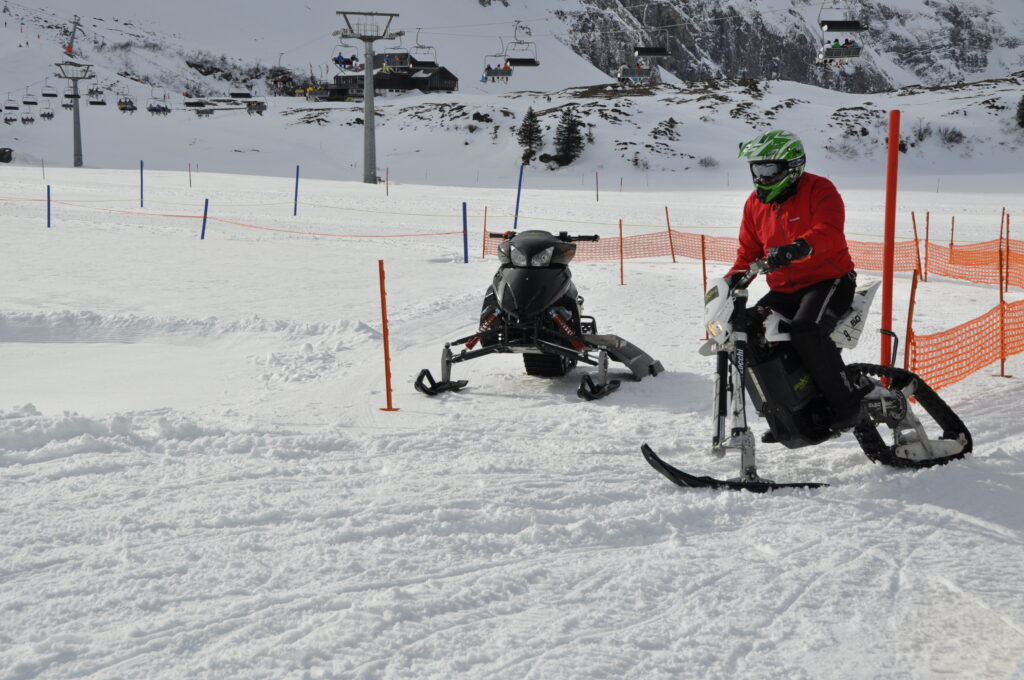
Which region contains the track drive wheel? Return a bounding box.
[523,353,577,377]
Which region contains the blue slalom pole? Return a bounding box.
[140,160,144,208]
[462,202,469,264]
[293,164,300,216]
[46,185,51,228]
[513,164,524,230]
[200,198,209,240]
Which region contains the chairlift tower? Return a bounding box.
[335,11,403,184]
[55,60,94,168]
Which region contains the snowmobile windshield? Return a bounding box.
[503,230,576,267]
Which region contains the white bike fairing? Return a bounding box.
[761,280,880,348]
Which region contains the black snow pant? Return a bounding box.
[756,272,862,424]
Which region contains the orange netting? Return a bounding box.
[909,300,1023,390]
[482,228,922,274]
[924,240,1004,287]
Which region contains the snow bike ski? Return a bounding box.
[416,230,663,400]
[643,259,971,492]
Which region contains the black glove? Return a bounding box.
[726,272,744,288]
[766,239,812,269]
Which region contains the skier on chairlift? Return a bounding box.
[728,130,868,433]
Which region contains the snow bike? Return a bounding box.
[416,229,664,400]
[643,259,972,492]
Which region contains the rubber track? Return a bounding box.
[847,363,972,468]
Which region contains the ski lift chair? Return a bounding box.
[41,81,58,98]
[634,6,670,58]
[481,57,512,81]
[63,85,79,100]
[332,42,363,72]
[503,21,539,67]
[184,98,208,108]
[22,89,38,106]
[40,102,55,120]
[229,88,253,99]
[381,33,411,70]
[817,0,867,62]
[3,114,17,125]
[61,99,74,110]
[4,93,19,110]
[21,111,34,124]
[88,92,107,106]
[481,41,514,81]
[409,28,438,68]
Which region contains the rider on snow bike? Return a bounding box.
[728,130,867,431]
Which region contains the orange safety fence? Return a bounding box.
[908,300,1024,390]
[483,227,924,274]
[924,240,1004,288]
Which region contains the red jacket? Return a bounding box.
[728,172,855,293]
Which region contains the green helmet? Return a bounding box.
[738,130,806,203]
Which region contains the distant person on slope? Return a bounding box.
[725,129,866,430]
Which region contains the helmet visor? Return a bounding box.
[749,161,788,186]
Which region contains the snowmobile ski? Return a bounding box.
[414,368,468,396]
[641,444,829,493]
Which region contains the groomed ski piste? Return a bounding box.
[2,164,1023,679]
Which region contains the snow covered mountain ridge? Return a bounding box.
[1,1,1023,182]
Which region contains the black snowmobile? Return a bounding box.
[416,229,664,400]
[643,259,972,492]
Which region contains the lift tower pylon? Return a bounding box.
[335,11,403,185]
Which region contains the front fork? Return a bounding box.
[710,293,764,483]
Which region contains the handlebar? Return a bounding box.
[729,259,775,292]
[487,231,600,242]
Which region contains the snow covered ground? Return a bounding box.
[2,165,1023,679]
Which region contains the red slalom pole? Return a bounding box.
[378,260,399,412]
[618,218,625,285]
[665,206,677,263]
[924,211,930,281]
[880,109,901,369]
[1006,212,1012,293]
[701,234,709,340]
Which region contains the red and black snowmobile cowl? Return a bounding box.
[416,230,663,400]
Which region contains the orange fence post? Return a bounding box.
[924,211,930,281]
[378,260,400,412]
[904,270,918,369]
[481,206,488,258]
[1007,212,1012,293]
[880,109,901,369]
[993,229,1011,378]
[665,206,677,263]
[618,218,625,285]
[701,234,709,340]
[911,211,922,277]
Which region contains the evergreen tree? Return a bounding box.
[516,106,543,164]
[1017,94,1024,129]
[553,107,584,166]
